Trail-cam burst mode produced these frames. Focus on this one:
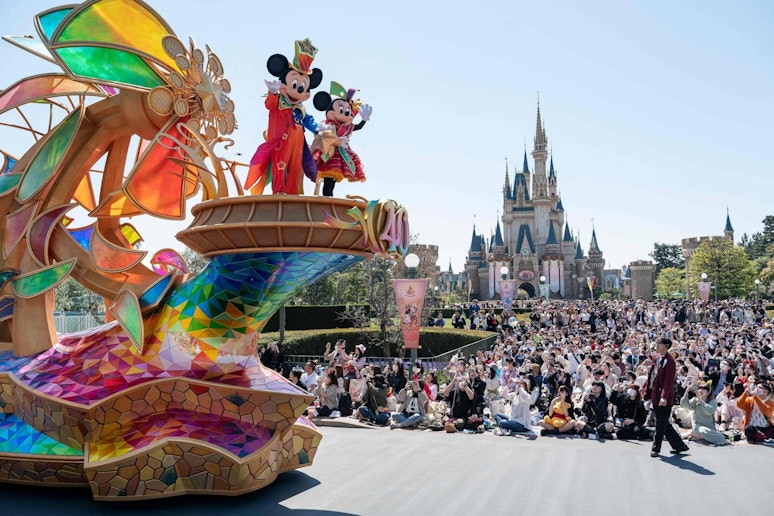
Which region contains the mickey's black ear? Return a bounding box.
[267,54,289,77]
[308,68,323,89]
[313,92,332,111]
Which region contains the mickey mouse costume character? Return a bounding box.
[311,82,372,196]
[245,39,323,195]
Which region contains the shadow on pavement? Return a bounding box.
[0,470,355,516]
[660,455,715,475]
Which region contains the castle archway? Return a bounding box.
[518,282,536,298]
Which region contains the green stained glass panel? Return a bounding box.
[112,292,143,352]
[55,47,164,89]
[0,174,21,195]
[17,107,81,202]
[11,260,74,298]
[38,8,73,41]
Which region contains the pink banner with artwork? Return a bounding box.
[393,278,428,349]
[498,279,517,311]
[697,282,711,303]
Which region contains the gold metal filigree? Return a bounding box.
[148,35,236,140]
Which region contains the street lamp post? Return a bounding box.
[403,253,420,373]
[755,279,761,301]
[539,275,547,301]
[500,266,509,281]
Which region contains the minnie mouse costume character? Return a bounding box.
[311,82,372,196]
[245,39,323,195]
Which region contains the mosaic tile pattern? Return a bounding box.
[0,413,82,456]
[0,456,85,486]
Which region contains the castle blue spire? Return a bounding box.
[522,150,530,174]
[545,222,559,245]
[575,242,584,260]
[468,226,479,253]
[503,159,511,199]
[590,228,600,253]
[494,221,504,246]
[724,212,734,232]
[556,197,564,211]
[563,222,573,242]
[549,157,556,179]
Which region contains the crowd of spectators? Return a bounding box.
[279,297,774,448]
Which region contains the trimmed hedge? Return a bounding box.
[262,304,371,332]
[261,327,492,358]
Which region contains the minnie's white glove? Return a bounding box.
[338,136,350,148]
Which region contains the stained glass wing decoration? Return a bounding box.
[2,35,57,64]
[0,74,104,115]
[109,289,145,354]
[4,204,37,259]
[151,249,190,275]
[16,106,83,203]
[89,227,147,273]
[27,204,76,266]
[11,258,76,299]
[39,0,181,91]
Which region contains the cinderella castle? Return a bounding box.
[463,104,605,300]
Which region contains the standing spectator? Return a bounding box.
[324,339,348,367]
[452,310,466,329]
[260,341,284,373]
[645,337,689,457]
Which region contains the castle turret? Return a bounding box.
[724,209,734,242]
[548,157,557,197]
[531,101,549,199]
[521,150,531,198]
[503,159,511,200]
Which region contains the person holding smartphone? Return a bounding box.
[736,381,774,444]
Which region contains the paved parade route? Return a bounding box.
[1,425,769,515]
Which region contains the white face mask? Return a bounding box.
[392,365,398,373]
[627,389,637,398]
[413,366,420,372]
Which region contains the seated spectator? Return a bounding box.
[494,377,532,435]
[443,372,475,419]
[468,367,487,415]
[576,381,615,439]
[715,382,744,431]
[610,380,650,440]
[484,365,501,402]
[736,381,774,443]
[538,385,576,435]
[300,361,318,395]
[310,370,339,418]
[357,374,391,426]
[391,380,429,429]
[411,360,424,382]
[351,344,367,374]
[452,310,466,329]
[387,359,407,394]
[424,372,439,401]
[679,378,727,446]
[289,368,306,391]
[435,311,445,327]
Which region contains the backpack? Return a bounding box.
[338,392,353,417]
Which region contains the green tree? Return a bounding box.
[54,277,104,322]
[689,239,755,299]
[742,215,774,260]
[652,243,685,274]
[654,267,685,299]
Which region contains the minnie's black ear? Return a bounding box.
[267,54,289,77]
[313,91,332,112]
[308,68,323,89]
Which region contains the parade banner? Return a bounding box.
[697,282,711,303]
[498,279,517,311]
[587,276,596,300]
[393,278,428,349]
[539,283,550,300]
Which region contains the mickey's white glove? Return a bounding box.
[316,123,331,133]
[265,79,281,94]
[359,104,373,121]
[338,135,350,148]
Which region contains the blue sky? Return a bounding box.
[1,1,772,273]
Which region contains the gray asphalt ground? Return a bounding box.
[0,425,770,515]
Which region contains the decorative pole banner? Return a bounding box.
[393,278,428,349]
[697,282,711,303]
[498,279,517,311]
[587,276,596,301]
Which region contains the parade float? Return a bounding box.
[0,0,408,500]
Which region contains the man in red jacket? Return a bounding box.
[645,337,689,458]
